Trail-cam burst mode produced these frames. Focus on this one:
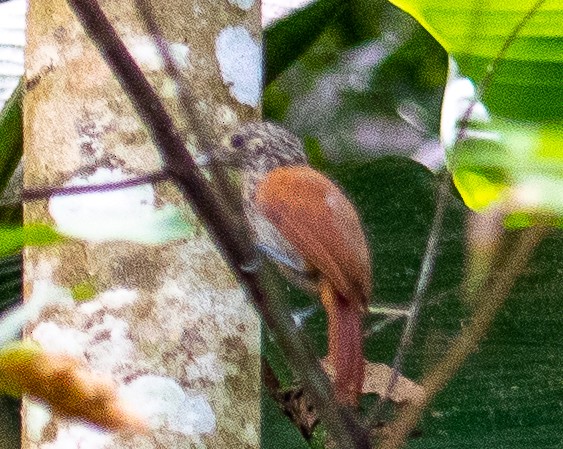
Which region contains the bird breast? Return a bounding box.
[242,171,318,292]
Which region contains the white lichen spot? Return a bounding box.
[27,44,60,80]
[160,279,190,302]
[227,0,255,10]
[185,352,225,383]
[29,279,74,308]
[78,299,103,315]
[196,100,210,115]
[215,26,262,107]
[32,322,89,358]
[85,315,133,371]
[0,280,74,346]
[26,400,52,443]
[48,167,193,244]
[242,422,259,446]
[39,423,112,449]
[169,43,190,68]
[160,77,179,98]
[119,375,216,435]
[216,105,238,126]
[124,36,190,71]
[98,288,138,309]
[64,39,85,62]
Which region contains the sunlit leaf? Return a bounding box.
[390,0,563,224]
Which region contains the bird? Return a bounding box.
[219,121,372,407]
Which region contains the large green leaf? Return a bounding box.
[388,0,563,121]
[388,0,563,223]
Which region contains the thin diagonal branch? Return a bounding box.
[377,226,547,449]
[369,0,548,436]
[133,0,244,218]
[365,169,450,428]
[457,0,547,141]
[65,1,370,448]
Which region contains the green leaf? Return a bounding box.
[447,117,563,225]
[0,80,23,197]
[0,223,65,257]
[0,341,43,397]
[389,1,563,222]
[265,0,346,85]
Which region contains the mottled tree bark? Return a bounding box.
[23,0,262,448]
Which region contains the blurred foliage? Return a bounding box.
[390,0,563,120]
[0,63,22,449]
[0,81,22,198]
[0,224,65,258]
[262,155,563,448]
[265,0,347,85]
[390,0,563,222]
[262,1,562,447]
[0,0,559,447]
[265,0,447,165]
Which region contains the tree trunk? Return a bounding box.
[23,1,262,448]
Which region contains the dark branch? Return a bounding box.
[22,171,171,202]
[64,1,370,448]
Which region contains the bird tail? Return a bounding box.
[319,278,364,407]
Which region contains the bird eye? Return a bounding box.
[230,134,245,148]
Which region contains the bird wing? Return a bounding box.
[254,166,372,308]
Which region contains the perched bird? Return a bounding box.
[221,121,372,406]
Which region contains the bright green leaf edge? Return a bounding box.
[0,223,66,257]
[390,0,563,224]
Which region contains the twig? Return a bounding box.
[457,0,547,141]
[371,0,548,439]
[377,226,547,449]
[65,1,370,448]
[21,171,171,202]
[365,170,450,428]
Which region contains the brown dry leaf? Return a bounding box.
[321,358,425,404]
[362,361,425,404]
[0,340,146,432]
